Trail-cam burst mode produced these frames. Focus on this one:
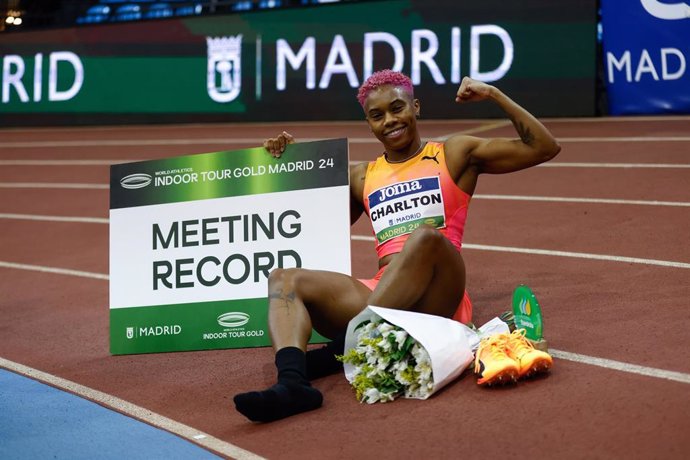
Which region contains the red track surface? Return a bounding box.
[1,118,689,459]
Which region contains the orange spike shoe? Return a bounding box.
[473,334,519,386]
[505,329,553,378]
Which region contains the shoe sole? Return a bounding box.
[477,367,519,386]
[519,357,552,379]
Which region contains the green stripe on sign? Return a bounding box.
[110,298,327,355]
[376,215,445,244]
[110,138,349,209]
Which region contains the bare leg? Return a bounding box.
[234,269,371,422]
[267,268,373,348]
[368,225,466,318]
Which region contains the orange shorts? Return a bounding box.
[358,266,473,325]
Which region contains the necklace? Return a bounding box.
[384,141,426,164]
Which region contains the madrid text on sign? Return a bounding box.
[1,25,513,105]
[1,51,83,103]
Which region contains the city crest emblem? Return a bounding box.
[206,35,243,103]
[126,327,134,339]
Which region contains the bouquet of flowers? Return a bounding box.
[340,306,503,404]
[338,319,435,403]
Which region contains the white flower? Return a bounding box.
[379,337,393,352]
[367,363,386,379]
[416,361,432,383]
[406,382,433,399]
[394,368,412,385]
[340,318,435,404]
[411,343,431,366]
[376,356,391,371]
[378,391,396,403]
[363,388,381,403]
[377,322,395,336]
[364,344,378,361]
[392,329,408,348]
[357,322,376,341]
[391,358,408,371]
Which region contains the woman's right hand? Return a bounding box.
[263,131,295,158]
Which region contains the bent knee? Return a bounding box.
[268,267,306,293]
[408,224,446,249]
[268,267,292,288]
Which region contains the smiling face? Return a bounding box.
[364,85,421,156]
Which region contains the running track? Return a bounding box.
[1,117,689,459]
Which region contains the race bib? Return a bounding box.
[367,176,446,244]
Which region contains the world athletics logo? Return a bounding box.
[217,311,250,328]
[120,173,152,189]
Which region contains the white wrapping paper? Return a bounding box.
[343,306,509,399]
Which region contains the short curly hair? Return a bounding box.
[357,69,414,107]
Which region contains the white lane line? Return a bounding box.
[0,135,490,149]
[0,261,109,280]
[8,191,681,209]
[540,162,690,168]
[0,137,374,148]
[0,182,108,189]
[544,116,690,122]
[3,135,689,149]
[0,357,266,460]
[463,243,690,269]
[4,207,690,266]
[0,138,267,147]
[348,160,690,169]
[0,116,687,135]
[0,213,109,223]
[2,186,688,226]
[473,194,690,207]
[4,236,689,287]
[350,236,690,268]
[558,136,690,142]
[437,121,512,139]
[2,233,688,273]
[550,349,690,384]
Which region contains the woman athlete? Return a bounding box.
[233,70,561,422]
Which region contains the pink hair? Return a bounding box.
[357,69,414,107]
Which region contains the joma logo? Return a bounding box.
[377,180,422,202]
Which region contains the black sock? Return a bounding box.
[233,347,323,423]
[306,332,346,380]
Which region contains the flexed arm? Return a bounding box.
[446,77,561,176]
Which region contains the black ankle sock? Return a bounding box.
[275,346,309,384]
[306,332,345,380]
[234,347,323,423]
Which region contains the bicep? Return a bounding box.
[467,137,545,174]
